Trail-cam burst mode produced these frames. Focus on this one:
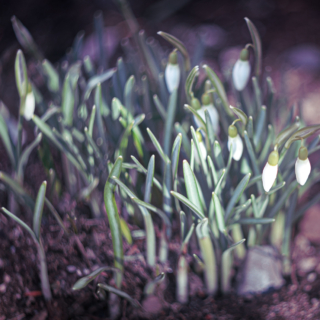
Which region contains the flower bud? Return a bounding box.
[165,50,180,93]
[24,85,35,121]
[295,147,311,186]
[227,125,243,161]
[194,93,219,134]
[262,150,279,192]
[232,48,250,91]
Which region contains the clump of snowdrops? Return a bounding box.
[1,1,320,314]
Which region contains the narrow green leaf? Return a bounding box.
[196,218,218,295]
[203,64,231,116]
[243,131,260,176]
[247,116,254,139]
[11,16,43,61]
[185,66,199,102]
[144,155,155,203]
[174,123,191,158]
[84,68,116,100]
[157,31,191,71]
[15,50,28,98]
[254,106,266,147]
[181,223,195,253]
[153,94,166,120]
[73,266,119,290]
[233,199,252,215]
[171,134,182,179]
[170,191,205,220]
[42,59,59,92]
[163,89,178,156]
[275,118,300,148]
[146,128,168,162]
[212,192,226,232]
[285,124,320,148]
[232,218,275,225]
[120,218,132,245]
[33,181,47,240]
[230,105,247,126]
[207,155,218,186]
[245,18,262,77]
[214,140,225,169]
[259,124,274,163]
[225,173,251,222]
[267,181,286,195]
[184,104,206,131]
[130,156,162,191]
[98,283,140,308]
[124,75,135,115]
[0,113,16,168]
[183,160,203,214]
[78,178,99,200]
[267,181,298,219]
[44,198,69,235]
[104,157,123,288]
[2,207,36,241]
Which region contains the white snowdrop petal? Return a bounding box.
[165,63,180,93]
[232,60,251,91]
[295,158,311,186]
[194,105,220,134]
[199,141,207,159]
[228,134,243,161]
[262,162,278,192]
[24,91,35,121]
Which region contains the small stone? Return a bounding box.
[303,284,312,292]
[307,272,317,283]
[66,265,77,273]
[237,246,285,295]
[76,269,82,277]
[86,248,96,260]
[311,298,319,308]
[0,283,6,294]
[297,257,317,273]
[4,274,11,283]
[83,268,90,275]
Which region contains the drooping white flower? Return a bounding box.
[24,90,35,121]
[295,147,311,186]
[227,125,243,161]
[194,93,219,134]
[262,150,279,192]
[165,50,180,93]
[232,48,250,91]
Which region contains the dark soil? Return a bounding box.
[1,199,320,319]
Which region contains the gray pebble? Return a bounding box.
[66,265,77,273]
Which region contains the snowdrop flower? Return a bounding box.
[227,125,243,161]
[295,146,311,186]
[194,93,220,134]
[232,48,250,91]
[24,87,35,121]
[262,150,279,192]
[165,50,180,93]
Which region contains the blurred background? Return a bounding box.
[1,0,320,122]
